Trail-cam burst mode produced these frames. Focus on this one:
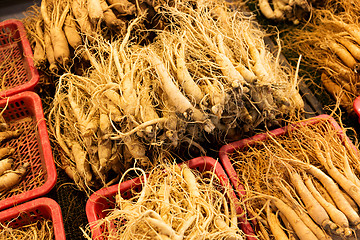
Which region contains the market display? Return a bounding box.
[226,117,360,239]
[2,0,360,239]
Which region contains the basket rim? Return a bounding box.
[0,91,57,211]
[0,197,66,240]
[0,19,39,98]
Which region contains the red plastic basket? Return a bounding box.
[0,91,56,210]
[0,197,65,240]
[0,19,39,97]
[86,156,257,240]
[353,96,360,123]
[219,114,358,232]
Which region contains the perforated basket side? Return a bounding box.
[0,19,39,97]
[0,92,56,210]
[86,156,257,240]
[0,198,66,240]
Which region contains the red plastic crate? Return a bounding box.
[219,114,358,232]
[86,156,257,240]
[353,96,360,124]
[0,91,56,210]
[0,19,39,97]
[0,197,65,240]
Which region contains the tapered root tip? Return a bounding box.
[343,228,353,237]
[203,120,215,133]
[16,129,25,135]
[23,162,30,168]
[49,64,59,74]
[328,222,338,230]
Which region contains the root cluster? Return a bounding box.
[0,218,54,239]
[284,1,360,113]
[24,0,304,190]
[85,163,245,239]
[230,117,360,239]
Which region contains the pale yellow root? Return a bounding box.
[316,145,360,210]
[107,0,136,15]
[41,0,71,66]
[68,140,92,185]
[87,0,104,24]
[148,50,214,133]
[243,31,270,84]
[234,62,257,83]
[123,135,149,167]
[279,182,331,240]
[341,151,360,189]
[289,170,335,229]
[266,203,289,240]
[0,129,23,144]
[98,113,112,171]
[50,26,71,66]
[175,39,204,105]
[304,174,350,236]
[341,191,359,214]
[33,21,46,68]
[201,78,226,117]
[293,205,331,240]
[44,29,58,73]
[338,38,360,61]
[0,158,13,176]
[272,198,318,240]
[213,216,243,240]
[328,40,357,70]
[215,34,248,91]
[306,164,360,227]
[137,79,161,137]
[64,13,83,50]
[0,147,15,160]
[100,0,126,31]
[182,165,200,198]
[321,73,354,113]
[259,0,277,20]
[72,0,94,37]
[279,212,297,240]
[0,162,29,192]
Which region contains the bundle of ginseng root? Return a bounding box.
[283,0,360,114]
[0,218,54,240]
[251,0,325,23]
[84,163,245,240]
[22,0,141,75]
[229,117,360,239]
[48,0,304,191]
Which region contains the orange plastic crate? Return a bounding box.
[0,91,56,210]
[0,19,39,97]
[0,198,66,240]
